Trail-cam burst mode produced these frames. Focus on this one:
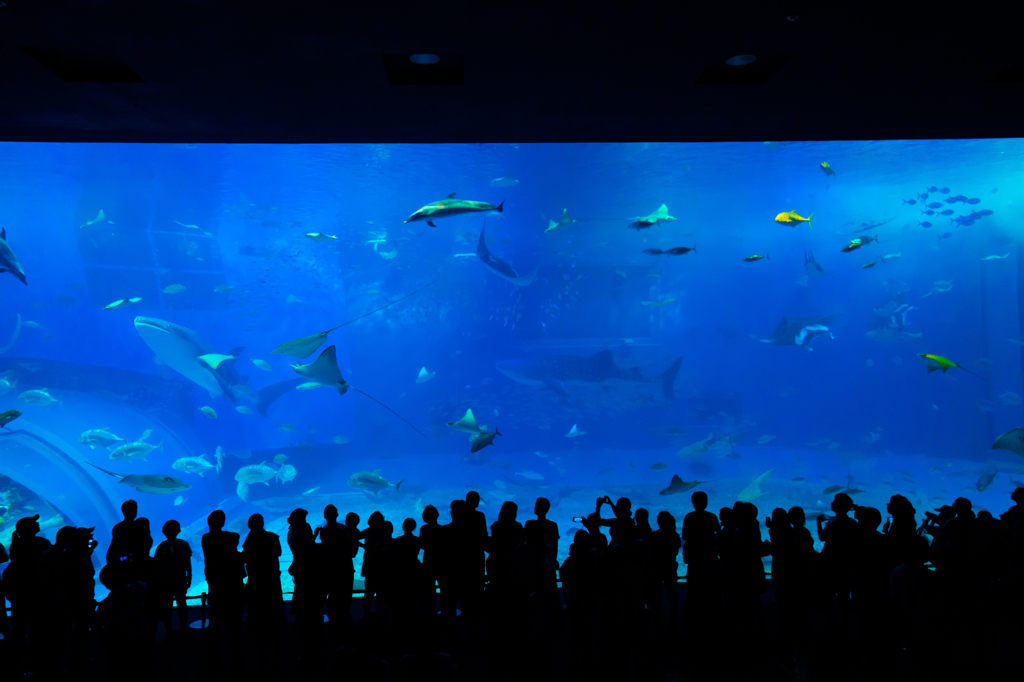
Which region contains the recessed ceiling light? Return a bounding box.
[725,54,757,66]
[409,54,440,65]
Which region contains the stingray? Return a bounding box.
[545,209,576,233]
[760,316,836,350]
[477,223,535,286]
[659,474,713,496]
[804,250,826,276]
[447,408,485,434]
[992,428,1024,458]
[290,345,424,436]
[86,462,192,495]
[271,280,435,358]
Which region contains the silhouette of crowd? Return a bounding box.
[1,486,1024,680]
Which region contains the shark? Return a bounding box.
[290,345,425,435]
[477,223,535,286]
[495,350,683,400]
[86,462,192,495]
[0,228,27,285]
[736,469,775,502]
[760,316,836,350]
[405,193,504,227]
[134,317,249,402]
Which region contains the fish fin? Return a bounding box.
[496,427,502,437]
[495,200,504,213]
[446,193,456,199]
[541,375,569,398]
[255,378,304,416]
[766,252,770,260]
[198,471,204,477]
[661,357,683,400]
[395,478,406,494]
[157,440,164,452]
[427,220,436,227]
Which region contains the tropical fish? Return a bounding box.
[774,211,812,227]
[305,232,337,243]
[348,470,405,495]
[744,254,769,262]
[545,209,576,233]
[174,495,187,506]
[270,281,434,358]
[79,428,126,449]
[18,389,60,406]
[760,316,836,350]
[471,428,501,453]
[565,424,586,438]
[405,193,504,226]
[290,345,424,435]
[628,204,675,230]
[862,260,879,269]
[919,354,984,379]
[820,161,835,177]
[0,228,27,285]
[416,367,436,383]
[172,455,217,477]
[86,462,191,495]
[104,297,142,310]
[737,469,775,502]
[200,406,217,418]
[496,350,682,400]
[109,439,163,462]
[0,409,22,427]
[659,474,708,495]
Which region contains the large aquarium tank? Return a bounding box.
[2,140,1024,598]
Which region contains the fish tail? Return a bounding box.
[496,427,503,437]
[807,214,812,228]
[157,440,164,452]
[766,252,770,260]
[495,200,504,213]
[661,357,683,400]
[395,478,406,494]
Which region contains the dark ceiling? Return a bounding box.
[1,1,1023,143]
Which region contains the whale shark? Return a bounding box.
[495,350,682,400]
[135,317,246,402]
[760,316,836,350]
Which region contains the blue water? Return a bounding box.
[2,140,1024,597]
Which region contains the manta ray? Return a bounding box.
[760,316,837,350]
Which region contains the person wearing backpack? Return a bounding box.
[154,520,192,640]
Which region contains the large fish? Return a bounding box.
[496,350,682,400]
[348,470,405,496]
[760,316,836,350]
[0,228,27,285]
[134,317,245,402]
[477,223,534,286]
[86,462,191,495]
[405,193,504,227]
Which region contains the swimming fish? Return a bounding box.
[471,428,502,453]
[305,232,337,243]
[200,406,217,418]
[496,351,682,401]
[174,495,187,506]
[86,462,191,495]
[760,316,836,350]
[491,174,519,188]
[649,462,668,470]
[109,439,163,462]
[820,161,835,177]
[416,367,436,383]
[981,254,1010,261]
[163,284,187,294]
[348,470,405,495]
[919,354,985,379]
[235,406,253,414]
[478,223,534,286]
[18,389,60,406]
[252,359,272,371]
[744,254,769,262]
[545,209,576,233]
[0,314,21,353]
[277,463,297,483]
[659,474,708,495]
[644,246,695,256]
[628,204,675,230]
[104,297,142,310]
[172,455,217,477]
[447,408,486,435]
[565,424,586,438]
[0,228,28,284]
[992,428,1024,459]
[405,193,504,226]
[270,281,434,357]
[977,469,996,492]
[214,285,235,294]
[290,345,425,435]
[0,409,22,427]
[235,462,278,485]
[79,428,126,449]
[79,209,106,228]
[641,298,678,306]
[774,211,812,228]
[737,469,775,502]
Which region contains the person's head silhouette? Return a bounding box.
[832,493,854,515]
[121,500,138,522]
[691,491,708,511]
[534,497,550,519]
[422,505,439,525]
[248,513,265,531]
[498,501,518,524]
[162,520,181,539]
[324,504,338,522]
[466,490,480,509]
[402,518,416,535]
[207,509,225,531]
[657,510,675,531]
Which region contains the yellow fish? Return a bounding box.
[919,354,984,379]
[775,210,812,228]
[820,161,836,177]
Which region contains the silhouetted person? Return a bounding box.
[889,535,933,654]
[419,505,442,617]
[106,500,138,570]
[595,495,635,544]
[484,501,525,678]
[94,564,150,682]
[133,517,159,647]
[439,500,469,636]
[464,491,488,623]
[35,525,75,676]
[370,520,395,615]
[320,504,357,635]
[560,529,598,669]
[736,502,769,633]
[767,508,797,639]
[817,493,859,631]
[288,507,326,666]
[5,514,52,672]
[786,506,815,632]
[647,510,681,629]
[154,519,192,640]
[243,513,285,672]
[683,492,721,637]
[67,526,98,671]
[1001,487,1024,526]
[634,507,653,540]
[884,494,918,567]
[202,509,245,674]
[852,506,888,651]
[0,539,9,639]
[391,518,424,627]
[486,501,523,588]
[360,510,386,616]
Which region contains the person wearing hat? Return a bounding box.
[4,514,52,666]
[816,493,860,631]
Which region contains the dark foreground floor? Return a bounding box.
[2,581,1022,682]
